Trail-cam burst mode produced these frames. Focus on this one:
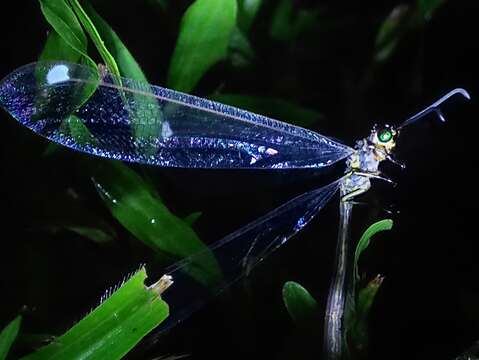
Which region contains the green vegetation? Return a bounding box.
[0,0,452,358]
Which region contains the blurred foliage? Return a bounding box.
[167,0,237,92]
[282,281,319,325]
[269,0,318,42]
[0,0,465,358]
[373,0,446,63]
[0,316,21,360]
[418,0,446,19]
[237,0,262,32]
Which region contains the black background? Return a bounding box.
[0,1,478,359]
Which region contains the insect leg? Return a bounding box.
[340,185,370,202]
[386,155,406,169]
[353,171,397,186]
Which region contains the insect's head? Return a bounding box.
[369,124,398,155]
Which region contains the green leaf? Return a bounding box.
[183,211,202,226]
[375,2,442,63]
[0,316,22,360]
[355,219,393,265]
[228,26,255,67]
[43,200,117,244]
[418,0,446,20]
[270,0,294,41]
[37,0,100,116]
[237,0,262,32]
[167,0,238,92]
[39,30,82,63]
[350,275,384,352]
[282,281,319,324]
[151,0,168,11]
[82,1,145,82]
[36,4,99,149]
[82,1,164,152]
[38,0,87,56]
[354,219,393,279]
[38,0,95,68]
[91,161,198,255]
[66,226,115,244]
[91,161,221,286]
[21,268,171,360]
[210,94,322,127]
[270,0,317,41]
[58,114,98,146]
[38,187,117,245]
[374,5,413,63]
[67,0,120,78]
[344,220,392,355]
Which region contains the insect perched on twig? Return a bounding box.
[0,61,470,358]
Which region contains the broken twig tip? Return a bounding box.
[149,275,174,296]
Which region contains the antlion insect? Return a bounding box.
[0,61,470,358]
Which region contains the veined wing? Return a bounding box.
[0,62,353,169]
[158,180,340,332]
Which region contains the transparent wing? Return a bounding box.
[157,180,340,332]
[0,62,353,169]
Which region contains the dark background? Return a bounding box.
[0,1,478,359]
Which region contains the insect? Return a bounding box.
[0,61,470,355]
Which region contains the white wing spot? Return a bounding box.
[46,64,70,85]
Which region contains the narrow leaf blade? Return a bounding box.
[38,0,96,69]
[0,316,22,360]
[66,226,115,244]
[90,161,220,285]
[282,281,319,324]
[38,0,87,55]
[374,5,412,63]
[227,26,255,67]
[350,275,384,352]
[21,269,170,360]
[269,0,317,41]
[167,0,238,92]
[237,0,262,32]
[82,1,164,148]
[91,161,201,257]
[418,0,446,20]
[37,7,98,153]
[354,219,393,273]
[183,211,202,226]
[82,1,146,82]
[39,30,82,63]
[67,0,120,78]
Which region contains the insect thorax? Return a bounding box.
[340,138,384,199]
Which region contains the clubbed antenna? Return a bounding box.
[398,88,470,129]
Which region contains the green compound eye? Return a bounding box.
[378,129,393,143]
